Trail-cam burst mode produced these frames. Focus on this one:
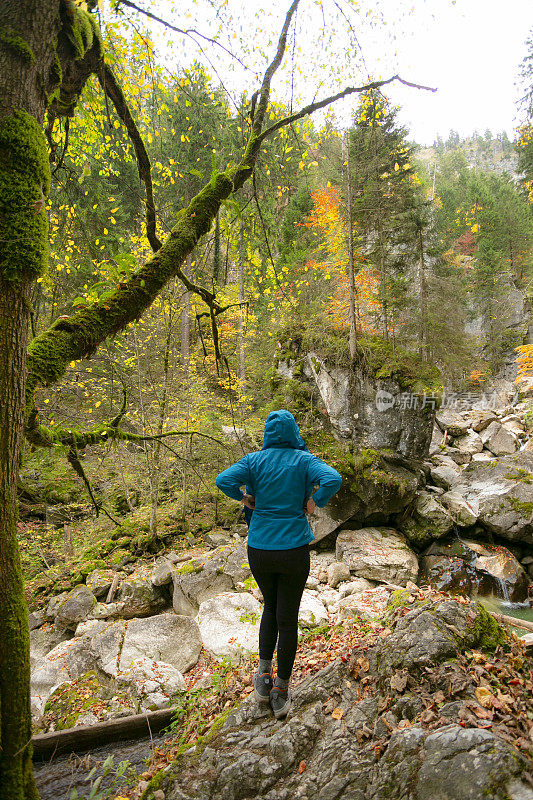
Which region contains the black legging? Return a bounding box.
[247,543,310,680]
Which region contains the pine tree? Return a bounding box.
[348,90,419,344]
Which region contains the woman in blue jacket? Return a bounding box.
[216,410,342,718]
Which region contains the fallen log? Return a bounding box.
[495,612,533,633]
[32,707,174,761]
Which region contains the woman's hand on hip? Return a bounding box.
[242,494,255,510]
[304,497,316,514]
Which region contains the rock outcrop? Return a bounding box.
[303,351,436,459]
[155,596,532,800]
[309,451,419,544]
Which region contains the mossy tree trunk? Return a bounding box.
[0,280,38,799]
[0,3,57,795]
[0,2,101,796]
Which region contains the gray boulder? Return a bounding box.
[197,592,261,658]
[298,591,329,627]
[435,409,470,436]
[327,561,351,588]
[336,527,418,585]
[303,350,436,458]
[119,613,202,674]
[86,568,117,598]
[172,544,251,616]
[429,457,462,489]
[151,556,174,587]
[117,568,167,618]
[439,490,479,527]
[30,624,70,671]
[452,452,533,543]
[53,585,97,630]
[480,421,518,456]
[31,637,98,712]
[453,429,483,454]
[462,409,498,431]
[370,724,531,800]
[399,491,455,547]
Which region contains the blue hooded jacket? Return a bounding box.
[215,410,342,550]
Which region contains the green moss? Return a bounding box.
[0,111,50,283]
[276,323,441,395]
[507,496,533,516]
[0,27,35,63]
[504,468,533,484]
[109,548,132,566]
[384,589,414,618]
[43,671,105,730]
[65,7,102,61]
[355,334,441,394]
[175,561,203,576]
[472,602,509,653]
[239,610,259,625]
[80,559,106,576]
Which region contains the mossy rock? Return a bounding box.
[109,548,134,566]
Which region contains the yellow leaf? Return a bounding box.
[394,162,400,171]
[475,686,494,708]
[331,707,344,719]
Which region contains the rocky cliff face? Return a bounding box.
[278,347,436,461]
[465,277,532,384]
[274,334,441,544]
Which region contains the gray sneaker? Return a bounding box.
[253,671,273,703]
[269,686,292,719]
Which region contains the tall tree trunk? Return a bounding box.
[213,211,221,284]
[345,133,357,360]
[0,4,63,794]
[0,280,39,800]
[150,294,175,535]
[180,252,192,371]
[238,215,246,389]
[418,227,427,360]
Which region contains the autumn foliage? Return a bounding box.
[304,185,381,333]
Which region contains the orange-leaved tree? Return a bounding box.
[305,184,381,335]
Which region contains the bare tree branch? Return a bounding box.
[98,64,162,252]
[115,0,258,77]
[256,75,437,146]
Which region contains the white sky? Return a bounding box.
[115,0,533,146]
[377,0,533,145]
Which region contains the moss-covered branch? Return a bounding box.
[47,2,103,117]
[25,416,225,451]
[26,170,233,408]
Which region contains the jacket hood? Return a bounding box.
[262,410,307,450]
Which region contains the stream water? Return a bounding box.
[476,595,533,639]
[34,733,167,800]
